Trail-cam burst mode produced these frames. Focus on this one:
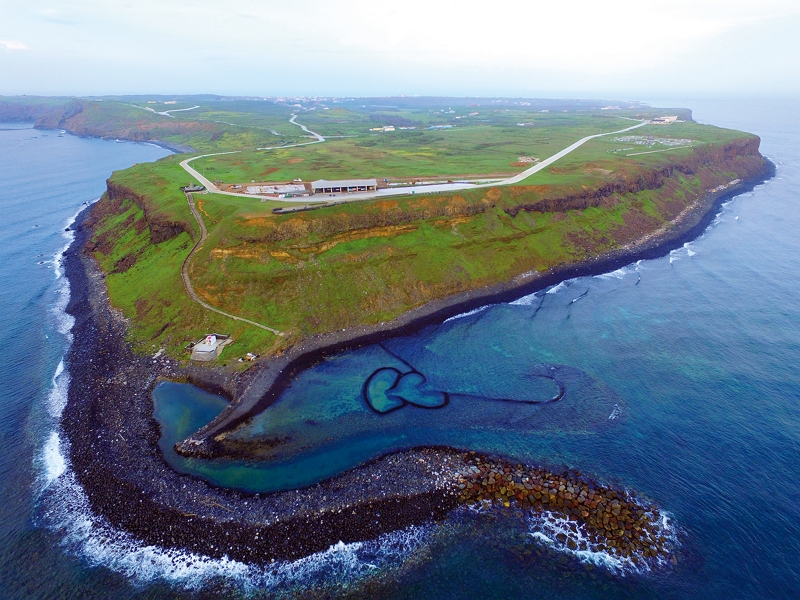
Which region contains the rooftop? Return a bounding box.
[311,178,377,188]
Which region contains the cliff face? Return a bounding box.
[0,99,197,152]
[0,101,68,123]
[505,137,766,216]
[32,100,86,129]
[90,181,193,245]
[81,129,772,366]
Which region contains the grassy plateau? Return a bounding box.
[0,95,763,364]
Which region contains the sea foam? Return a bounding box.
[39,455,432,592]
[510,291,539,306]
[36,210,434,595]
[595,266,630,280]
[444,305,490,322]
[525,507,678,576]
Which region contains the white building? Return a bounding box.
[311,179,377,194]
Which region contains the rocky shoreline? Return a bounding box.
[63,214,469,563]
[60,158,772,570]
[62,209,675,568]
[177,160,775,460]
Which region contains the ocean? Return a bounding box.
[1,99,799,598]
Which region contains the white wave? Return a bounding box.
[526,511,633,574]
[40,431,66,487]
[444,305,489,323]
[510,292,539,306]
[683,242,696,257]
[45,359,70,418]
[525,503,678,576]
[39,449,433,592]
[53,206,82,279]
[50,279,74,337]
[546,280,572,295]
[595,267,629,280]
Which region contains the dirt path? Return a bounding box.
[181,192,283,336]
[256,113,326,150]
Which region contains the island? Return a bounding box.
[1,95,773,570]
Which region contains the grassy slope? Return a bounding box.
[90,111,758,364]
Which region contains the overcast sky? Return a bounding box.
[1,0,799,98]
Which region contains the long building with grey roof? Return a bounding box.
[311,179,377,194]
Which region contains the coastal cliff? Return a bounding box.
[57,122,774,571]
[76,132,773,461]
[504,137,763,216]
[175,148,773,461]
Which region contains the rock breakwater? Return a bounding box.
[455,454,676,567]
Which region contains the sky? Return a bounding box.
[1,0,799,98]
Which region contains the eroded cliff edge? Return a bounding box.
[161,138,773,459]
[59,148,773,568]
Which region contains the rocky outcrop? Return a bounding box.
[457,454,676,565]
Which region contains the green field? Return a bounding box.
[191,114,632,184]
[1,95,758,363]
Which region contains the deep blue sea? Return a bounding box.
[1,99,799,598]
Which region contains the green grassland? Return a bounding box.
[191,114,632,183]
[70,97,760,364]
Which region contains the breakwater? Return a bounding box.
[456,454,676,567]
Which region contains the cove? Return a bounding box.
[153,287,630,494]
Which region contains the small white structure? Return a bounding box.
[312,179,377,194]
[189,333,231,361]
[651,116,678,124]
[245,183,307,195]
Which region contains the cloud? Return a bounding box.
[1,40,31,51]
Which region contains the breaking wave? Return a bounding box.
[546,280,573,295]
[445,305,490,322]
[595,266,630,280]
[39,457,432,592]
[34,201,435,593]
[510,291,539,306]
[525,508,678,576]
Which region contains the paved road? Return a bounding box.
[180,118,650,203]
[180,114,330,202]
[495,121,650,185]
[181,192,284,336]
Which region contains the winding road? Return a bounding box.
[177,117,650,330]
[179,117,649,202]
[181,192,283,336]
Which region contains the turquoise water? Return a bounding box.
[1,99,799,597]
[150,99,800,596]
[155,335,625,492]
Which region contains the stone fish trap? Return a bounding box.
[221,341,626,467]
[362,362,565,414]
